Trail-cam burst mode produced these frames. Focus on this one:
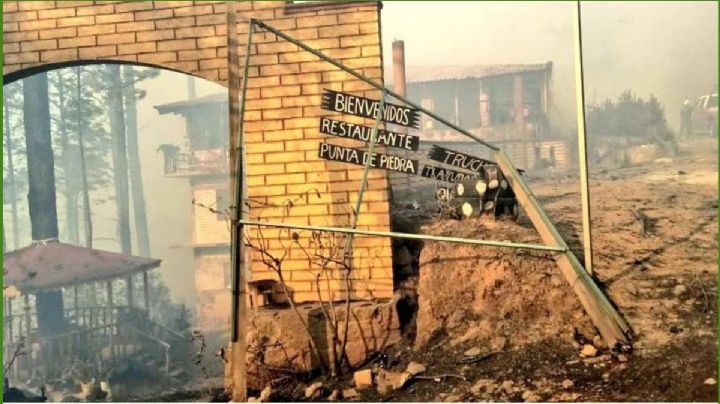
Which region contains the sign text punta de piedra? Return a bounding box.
[318,143,419,174]
[321,89,421,129]
[319,117,420,151]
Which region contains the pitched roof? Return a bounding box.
[3,240,161,293]
[154,93,228,115]
[404,63,551,84]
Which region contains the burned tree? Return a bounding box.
[105,64,132,254]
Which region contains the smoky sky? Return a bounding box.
[381,1,718,130]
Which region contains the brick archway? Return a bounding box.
[4,0,395,304]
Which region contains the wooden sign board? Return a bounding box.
[428,145,495,172]
[420,164,477,183]
[319,117,420,151]
[318,143,419,174]
[321,89,421,129]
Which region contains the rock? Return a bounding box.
[617,354,629,362]
[522,390,540,402]
[258,385,272,402]
[471,379,496,395]
[561,379,574,389]
[343,388,359,399]
[673,284,687,296]
[704,378,717,385]
[406,361,426,376]
[579,344,598,357]
[304,382,323,399]
[501,380,514,393]
[328,389,340,401]
[445,394,463,402]
[354,369,373,390]
[375,370,411,395]
[654,157,673,164]
[565,359,580,365]
[592,335,606,349]
[464,347,483,357]
[583,354,612,365]
[247,397,260,403]
[491,336,508,351]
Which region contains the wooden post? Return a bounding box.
[496,150,631,348]
[227,4,248,401]
[513,74,528,169]
[24,294,32,372]
[572,1,594,274]
[126,275,134,308]
[106,280,114,359]
[143,270,150,314]
[73,285,79,324]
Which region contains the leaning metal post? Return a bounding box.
[229,13,254,402]
[243,19,631,348]
[343,90,387,257]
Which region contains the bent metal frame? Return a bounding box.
[228,20,633,371]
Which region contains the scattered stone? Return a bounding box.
[491,336,508,351]
[258,385,272,402]
[673,284,687,296]
[617,354,629,362]
[501,380,514,394]
[327,389,340,401]
[375,370,411,395]
[304,382,323,399]
[583,354,612,365]
[565,359,580,365]
[704,378,717,385]
[471,379,496,395]
[464,347,483,356]
[446,393,463,402]
[342,388,359,399]
[561,379,574,389]
[406,361,426,376]
[592,335,606,349]
[579,344,598,357]
[654,157,673,164]
[522,390,540,402]
[354,369,373,390]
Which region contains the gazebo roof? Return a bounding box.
[3,240,161,293]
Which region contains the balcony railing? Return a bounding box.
[160,147,229,177]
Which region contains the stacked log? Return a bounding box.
[443,164,519,220]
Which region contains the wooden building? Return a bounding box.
[403,63,568,170]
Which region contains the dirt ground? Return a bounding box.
[263,137,718,403]
[145,138,717,402]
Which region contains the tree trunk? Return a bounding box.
[56,74,80,245]
[23,72,65,336]
[76,67,93,249]
[122,66,151,257]
[23,72,58,241]
[106,65,132,254]
[4,91,21,250]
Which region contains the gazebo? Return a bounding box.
[3,239,162,380]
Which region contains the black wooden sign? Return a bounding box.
[318,143,419,174]
[427,145,495,172]
[420,164,477,183]
[319,117,420,151]
[321,89,421,129]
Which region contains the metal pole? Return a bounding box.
[250,19,499,152]
[343,91,386,256]
[572,1,594,275]
[229,7,254,402]
[239,219,565,252]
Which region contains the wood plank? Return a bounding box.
[496,150,631,348]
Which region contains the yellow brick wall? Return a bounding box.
[3,0,394,303]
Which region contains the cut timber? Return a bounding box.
[495,150,632,349]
